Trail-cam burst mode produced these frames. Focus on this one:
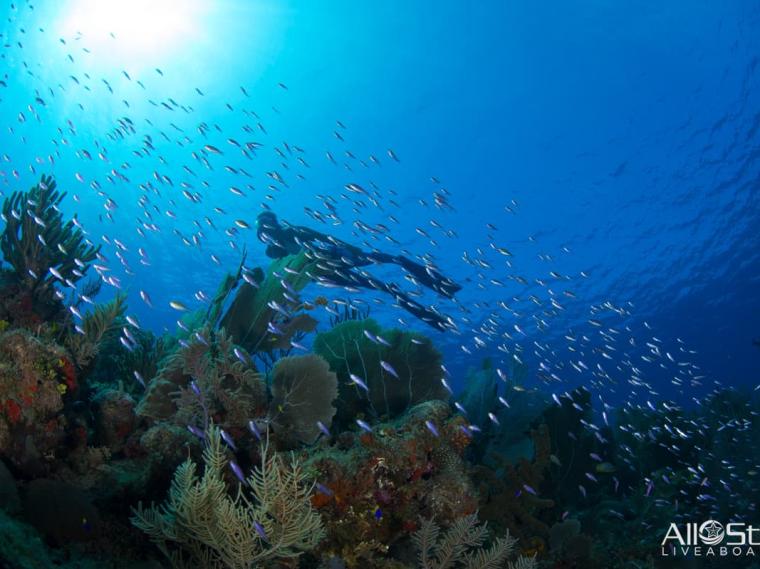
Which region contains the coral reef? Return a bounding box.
[65,292,127,371]
[131,425,324,568]
[92,388,137,455]
[412,514,536,569]
[306,401,477,567]
[313,319,449,426]
[473,425,554,546]
[539,387,610,508]
[269,354,338,447]
[0,175,99,326]
[0,328,77,475]
[136,327,266,433]
[24,478,101,544]
[0,458,20,513]
[457,359,499,430]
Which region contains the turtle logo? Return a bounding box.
[699,520,724,546]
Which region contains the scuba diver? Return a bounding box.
[256,211,461,331]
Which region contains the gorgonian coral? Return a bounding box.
[313,318,449,425]
[269,354,338,447]
[219,251,319,357]
[413,514,536,569]
[131,425,324,568]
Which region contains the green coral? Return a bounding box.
[313,318,449,425]
[65,293,127,370]
[219,251,320,356]
[131,425,324,568]
[0,174,99,307]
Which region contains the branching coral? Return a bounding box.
[313,318,449,425]
[413,515,536,569]
[0,175,99,314]
[269,354,338,447]
[87,326,168,397]
[136,327,265,432]
[65,293,127,370]
[131,425,324,568]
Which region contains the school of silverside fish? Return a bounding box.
[0,2,758,569]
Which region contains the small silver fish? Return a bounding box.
[253,521,268,542]
[229,461,246,484]
[349,374,369,392]
[220,429,237,451]
[380,360,399,379]
[316,421,331,437]
[248,420,262,441]
[425,420,439,437]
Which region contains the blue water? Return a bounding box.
[1,0,758,404]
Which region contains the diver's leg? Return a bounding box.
[386,283,449,331]
[392,255,462,298]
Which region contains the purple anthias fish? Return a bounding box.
[229,460,246,484]
[220,429,237,451]
[425,420,439,437]
[248,420,262,441]
[349,374,369,392]
[187,425,205,440]
[380,360,399,379]
[316,421,331,437]
[233,347,248,364]
[363,330,378,343]
[253,521,268,542]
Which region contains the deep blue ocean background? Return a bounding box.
[1,0,758,405]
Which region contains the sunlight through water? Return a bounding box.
[56,0,206,65]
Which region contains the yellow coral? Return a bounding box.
[131,426,324,568]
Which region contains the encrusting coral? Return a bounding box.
[307,401,478,567]
[269,354,338,447]
[131,425,324,568]
[413,514,536,569]
[0,328,77,475]
[0,175,99,326]
[313,318,449,426]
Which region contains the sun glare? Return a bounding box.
[59,0,205,63]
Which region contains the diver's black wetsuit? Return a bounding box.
[256,211,460,331]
